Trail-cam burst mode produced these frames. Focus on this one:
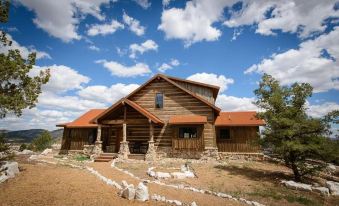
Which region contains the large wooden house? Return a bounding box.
[57,74,264,160]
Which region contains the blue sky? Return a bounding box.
[0,0,338,130]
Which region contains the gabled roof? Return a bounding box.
[125,74,221,113]
[215,111,265,126]
[166,75,220,99]
[56,109,105,128]
[169,115,207,125]
[92,98,164,125]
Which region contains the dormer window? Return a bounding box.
[155,93,163,108]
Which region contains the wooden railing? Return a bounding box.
[217,142,260,153]
[172,138,204,151]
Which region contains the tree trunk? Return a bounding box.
[291,162,301,182]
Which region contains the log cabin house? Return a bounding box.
[57,74,264,160]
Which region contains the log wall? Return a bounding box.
[173,80,215,104]
[60,128,96,150]
[216,126,261,153]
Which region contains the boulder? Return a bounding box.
[184,171,195,178]
[171,172,187,179]
[28,155,38,160]
[120,182,135,200]
[281,180,312,191]
[1,161,19,178]
[191,202,198,206]
[326,181,339,195]
[21,149,34,155]
[181,164,188,172]
[41,148,53,155]
[0,174,9,183]
[312,187,330,196]
[135,182,149,201]
[155,172,171,179]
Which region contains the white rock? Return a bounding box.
[1,161,19,178]
[16,149,34,155]
[28,154,38,160]
[327,164,336,172]
[0,174,9,183]
[181,164,188,172]
[312,187,330,196]
[191,201,198,206]
[184,171,195,178]
[41,148,52,155]
[155,172,171,179]
[171,172,186,179]
[135,182,149,201]
[281,180,312,191]
[121,184,135,200]
[326,181,339,195]
[173,200,182,205]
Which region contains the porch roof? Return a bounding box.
[168,115,207,125]
[92,98,164,125]
[215,111,265,126]
[56,109,105,128]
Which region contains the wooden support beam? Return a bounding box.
[123,105,127,123]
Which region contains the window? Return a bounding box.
[88,129,96,144]
[219,128,230,140]
[179,127,198,139]
[155,93,163,108]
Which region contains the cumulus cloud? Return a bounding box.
[30,65,90,93]
[224,0,338,38]
[87,19,124,36]
[158,59,180,73]
[123,12,145,36]
[88,45,100,51]
[162,0,173,7]
[96,59,151,77]
[0,33,51,59]
[133,0,151,9]
[187,73,234,93]
[216,94,257,111]
[17,0,115,42]
[245,27,339,93]
[307,101,339,118]
[129,40,158,59]
[158,0,237,46]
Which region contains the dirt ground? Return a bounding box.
[0,156,166,206]
[116,160,339,206]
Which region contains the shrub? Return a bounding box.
[31,131,52,152]
[19,143,27,151]
[0,133,14,161]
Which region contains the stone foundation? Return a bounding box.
[83,144,96,155]
[145,141,156,161]
[118,141,130,159]
[218,152,264,161]
[200,147,220,161]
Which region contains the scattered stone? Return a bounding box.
[16,149,34,155]
[312,187,330,196]
[135,182,149,201]
[121,183,135,200]
[184,171,195,178]
[155,171,171,179]
[0,174,9,183]
[326,181,339,195]
[41,148,53,156]
[191,201,198,206]
[181,164,188,172]
[171,172,187,179]
[281,180,312,191]
[1,161,19,178]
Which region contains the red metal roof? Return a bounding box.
[56,109,105,128]
[215,111,265,126]
[169,115,207,125]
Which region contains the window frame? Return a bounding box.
[218,128,231,140]
[155,92,164,109]
[178,127,198,139]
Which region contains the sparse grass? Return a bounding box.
[73,154,89,162]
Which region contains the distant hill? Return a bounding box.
[2,129,64,143]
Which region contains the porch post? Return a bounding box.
[118,104,130,159]
[94,125,103,155]
[145,119,156,161]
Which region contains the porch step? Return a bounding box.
[94,153,118,162]
[128,154,145,160]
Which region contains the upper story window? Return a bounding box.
[155,93,163,108]
[219,128,231,140]
[179,127,197,139]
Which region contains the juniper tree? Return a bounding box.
[255,74,338,182]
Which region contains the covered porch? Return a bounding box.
[93,99,164,160]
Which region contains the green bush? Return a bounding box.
[19,143,27,151]
[74,154,89,162]
[31,131,52,152]
[0,133,14,161]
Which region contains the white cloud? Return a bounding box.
[123,12,146,36]
[96,59,151,77]
[129,40,158,58]
[224,0,338,38]
[17,0,115,42]
[87,20,124,36]
[162,0,173,7]
[307,101,339,118]
[88,45,100,51]
[133,0,151,9]
[158,59,180,73]
[78,83,139,103]
[30,65,90,93]
[216,94,258,111]
[245,27,339,93]
[187,73,234,93]
[158,0,236,46]
[0,33,51,59]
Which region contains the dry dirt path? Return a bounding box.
[89,162,245,206]
[0,160,166,206]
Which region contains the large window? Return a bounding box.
[179,127,198,139]
[219,128,231,140]
[155,93,163,108]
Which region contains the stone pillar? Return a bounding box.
[94,125,103,155]
[118,123,130,159]
[200,147,219,161]
[145,121,156,161]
